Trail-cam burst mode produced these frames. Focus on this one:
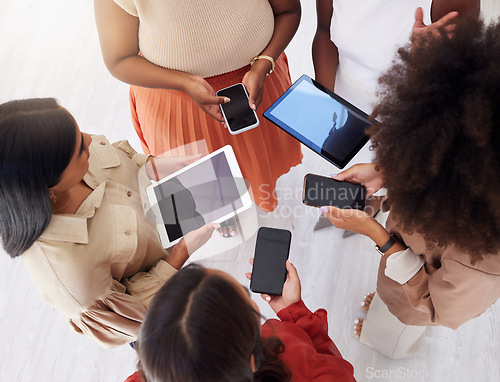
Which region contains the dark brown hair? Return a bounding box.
[370,16,500,262]
[0,98,76,257]
[137,264,290,382]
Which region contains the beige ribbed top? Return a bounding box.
[113,0,275,77]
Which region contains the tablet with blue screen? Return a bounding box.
[263,75,373,169]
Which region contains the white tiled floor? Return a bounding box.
[1,1,499,381]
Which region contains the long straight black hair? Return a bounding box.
[0,98,76,257]
[137,264,291,382]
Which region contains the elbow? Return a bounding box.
[432,313,465,330]
[101,55,136,84]
[102,58,123,81]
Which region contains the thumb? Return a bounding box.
[413,7,425,28]
[208,223,220,232]
[248,95,257,111]
[178,153,203,166]
[285,260,299,281]
[320,205,344,220]
[333,168,353,181]
[334,163,362,181]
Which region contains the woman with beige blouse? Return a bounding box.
[0,98,216,347]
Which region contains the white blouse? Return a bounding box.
[330,0,433,113]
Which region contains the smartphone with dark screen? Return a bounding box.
[250,227,291,296]
[302,173,366,210]
[217,83,259,134]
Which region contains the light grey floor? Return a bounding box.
[1,1,499,381]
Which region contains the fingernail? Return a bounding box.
[265,296,271,302]
[230,231,236,237]
[224,97,230,103]
[251,104,256,110]
[330,173,338,177]
[214,224,221,229]
[354,319,359,324]
[320,206,329,213]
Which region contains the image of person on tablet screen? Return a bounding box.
[321,108,369,163]
[155,177,206,244]
[0,98,217,348]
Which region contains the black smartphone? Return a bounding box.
[302,173,367,210]
[250,227,291,296]
[216,83,259,134]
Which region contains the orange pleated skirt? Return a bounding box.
[129,54,303,212]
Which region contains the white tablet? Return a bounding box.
[145,145,252,248]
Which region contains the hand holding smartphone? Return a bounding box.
[216,83,259,135]
[302,173,367,210]
[250,227,291,296]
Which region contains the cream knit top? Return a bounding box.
[113,0,275,78]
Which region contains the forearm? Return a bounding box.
[312,32,338,91]
[313,0,337,91]
[364,220,407,257]
[431,0,480,22]
[107,55,194,91]
[164,239,189,270]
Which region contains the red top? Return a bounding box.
[261,300,355,381]
[125,371,144,382]
[125,300,355,382]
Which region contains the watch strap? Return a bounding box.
[376,235,397,255]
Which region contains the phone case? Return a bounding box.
[250,227,291,296]
[302,173,366,210]
[217,83,259,135]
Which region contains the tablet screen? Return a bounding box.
[151,151,244,243]
[264,75,372,168]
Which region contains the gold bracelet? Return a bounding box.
[250,54,275,75]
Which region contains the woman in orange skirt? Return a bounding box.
[95,0,303,212]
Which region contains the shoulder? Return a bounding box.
[88,136,122,169]
[113,0,139,17]
[442,248,500,276]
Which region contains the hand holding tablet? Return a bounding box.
[145,146,252,248]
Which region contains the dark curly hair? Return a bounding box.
[370,16,500,262]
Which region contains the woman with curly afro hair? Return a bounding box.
[321,15,500,359]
